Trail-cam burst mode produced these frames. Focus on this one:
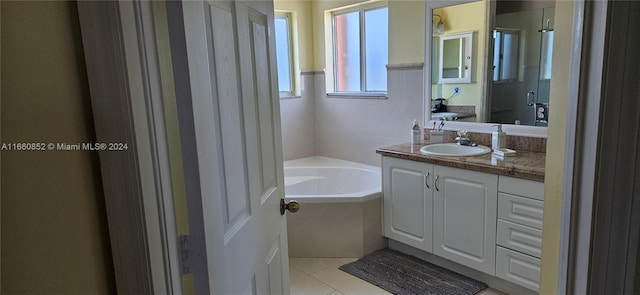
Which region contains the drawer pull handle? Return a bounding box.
[435,175,440,191]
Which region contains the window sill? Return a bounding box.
[326,92,388,99]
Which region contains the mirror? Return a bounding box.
[426,0,555,129]
[491,5,555,126]
[428,1,488,123]
[439,32,473,83]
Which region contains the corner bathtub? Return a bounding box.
[284,156,386,257]
[284,157,381,203]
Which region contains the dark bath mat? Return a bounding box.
[339,248,489,295]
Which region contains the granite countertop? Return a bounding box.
[452,112,475,120]
[431,112,475,120]
[376,142,545,182]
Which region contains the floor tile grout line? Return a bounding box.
[309,272,342,293]
[289,265,339,295]
[311,260,348,275]
[289,263,308,275]
[311,267,395,295]
[291,258,356,275]
[309,267,392,295]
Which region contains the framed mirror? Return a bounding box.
[439,32,473,83]
[424,0,552,136]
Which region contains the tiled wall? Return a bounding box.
[315,66,424,166]
[280,64,423,166]
[280,72,317,161]
[280,65,424,167]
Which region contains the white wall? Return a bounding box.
[281,66,424,167]
[316,67,424,166]
[280,73,317,160]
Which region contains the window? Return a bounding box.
[539,31,554,80]
[275,13,294,96]
[493,29,520,82]
[332,5,388,93]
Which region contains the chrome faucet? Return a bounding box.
[455,130,477,146]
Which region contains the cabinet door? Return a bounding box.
[433,165,498,275]
[382,157,433,252]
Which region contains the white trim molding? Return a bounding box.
[77,1,180,294]
[428,120,547,138]
[560,0,640,294]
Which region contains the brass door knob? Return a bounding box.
[280,199,300,215]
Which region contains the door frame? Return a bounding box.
[559,0,640,294]
[77,1,181,294]
[77,0,640,294]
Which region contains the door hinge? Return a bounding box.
[180,234,192,275]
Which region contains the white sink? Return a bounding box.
[420,143,491,157]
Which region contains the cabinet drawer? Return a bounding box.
[498,193,544,229]
[496,220,542,258]
[498,176,544,201]
[496,246,541,292]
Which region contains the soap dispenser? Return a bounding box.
[411,119,423,144]
[492,124,506,150]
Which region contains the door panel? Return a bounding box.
[266,238,284,295]
[204,0,253,238]
[247,10,279,200]
[180,0,289,294]
[391,168,425,238]
[442,178,487,259]
[433,165,497,275]
[382,157,433,252]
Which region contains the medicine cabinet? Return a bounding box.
[438,32,473,84]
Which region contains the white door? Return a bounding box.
[382,157,434,252]
[433,165,497,275]
[181,0,290,294]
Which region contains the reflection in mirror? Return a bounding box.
[425,0,555,130]
[439,32,473,83]
[429,1,486,123]
[489,3,555,126]
[442,38,462,79]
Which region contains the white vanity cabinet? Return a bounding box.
[381,155,545,291]
[382,157,498,275]
[382,157,434,252]
[433,165,498,275]
[495,176,544,292]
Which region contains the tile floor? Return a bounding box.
[289,257,508,295]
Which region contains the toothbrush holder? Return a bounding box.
[430,130,444,144]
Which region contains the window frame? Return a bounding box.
[492,28,521,83]
[274,12,296,97]
[330,3,388,95]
